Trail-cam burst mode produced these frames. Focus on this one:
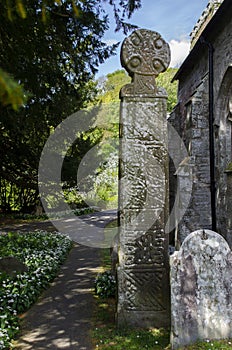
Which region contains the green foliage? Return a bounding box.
[0,69,27,110]
[179,339,232,349]
[4,0,141,33]
[93,326,170,349]
[156,68,178,113]
[98,70,130,103]
[83,150,118,209]
[84,68,178,210]
[0,1,114,212]
[62,127,104,190]
[59,103,120,211]
[100,248,113,271]
[97,68,178,113]
[94,270,116,298]
[0,0,142,213]
[7,0,27,20]
[0,231,72,349]
[1,0,141,108]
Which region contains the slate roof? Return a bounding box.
[172,0,232,81]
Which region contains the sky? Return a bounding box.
[96,0,209,78]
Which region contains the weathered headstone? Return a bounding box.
[170,229,232,349]
[117,29,171,328]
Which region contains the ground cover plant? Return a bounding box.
[95,270,116,298]
[92,248,232,350]
[179,339,232,349]
[0,231,72,349]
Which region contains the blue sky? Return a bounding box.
[96,0,209,77]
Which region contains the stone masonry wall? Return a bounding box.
[171,9,232,246]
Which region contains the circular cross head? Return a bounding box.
[121,29,171,77]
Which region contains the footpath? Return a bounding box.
[2,210,117,350]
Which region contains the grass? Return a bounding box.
[92,296,170,350]
[93,245,232,350]
[179,340,232,349]
[100,247,112,270]
[92,243,170,350]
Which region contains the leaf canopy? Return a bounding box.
[0,0,141,212]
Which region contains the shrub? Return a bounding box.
[94,270,116,298]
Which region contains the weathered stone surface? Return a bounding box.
[117,29,170,328]
[170,229,232,349]
[0,256,28,276]
[226,171,232,248]
[169,78,212,247]
[120,29,170,97]
[170,2,232,247]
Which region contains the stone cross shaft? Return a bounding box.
[117,29,171,328]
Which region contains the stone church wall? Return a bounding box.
[170,10,232,247]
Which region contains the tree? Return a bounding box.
[0,0,140,212]
[83,68,178,209]
[0,0,142,110]
[98,68,178,113]
[156,68,178,113]
[0,68,27,110]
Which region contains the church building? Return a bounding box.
[170,0,232,248]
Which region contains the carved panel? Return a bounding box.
[122,269,166,311]
[134,230,165,265]
[117,29,170,328]
[120,29,170,97]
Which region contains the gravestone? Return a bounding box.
[170,229,232,349]
[117,29,171,328]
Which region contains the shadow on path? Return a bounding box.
[14,244,100,350]
[7,210,118,350]
[0,209,117,235]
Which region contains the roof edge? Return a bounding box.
[172,0,231,82]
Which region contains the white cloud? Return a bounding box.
[103,39,119,46]
[169,39,191,68]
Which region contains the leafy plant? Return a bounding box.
[0,0,142,213]
[0,68,27,110]
[0,231,72,349]
[95,270,116,298]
